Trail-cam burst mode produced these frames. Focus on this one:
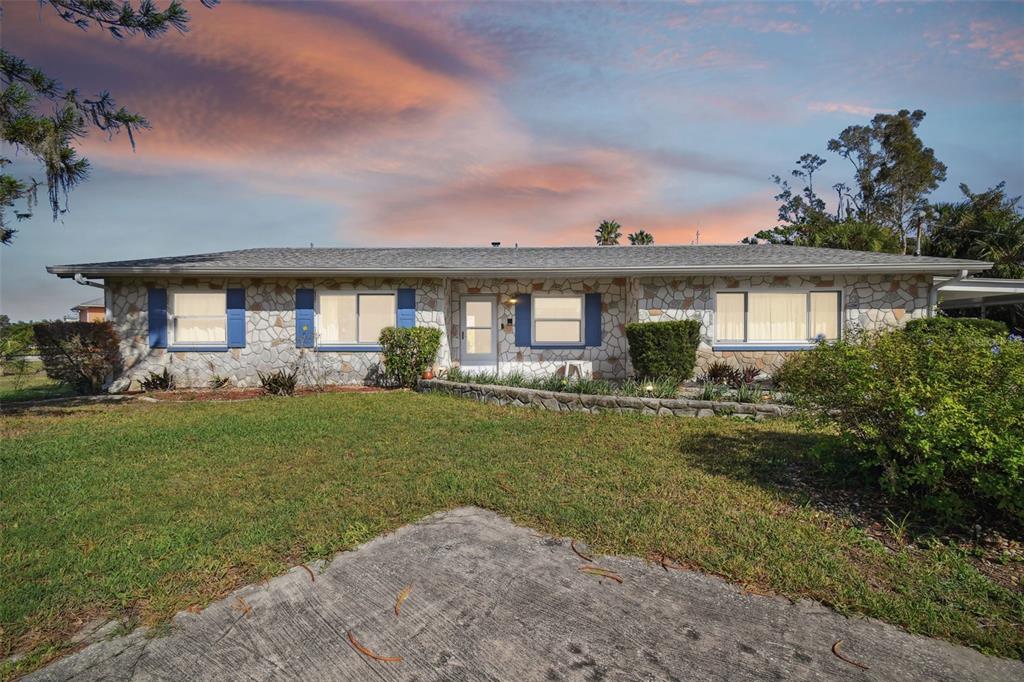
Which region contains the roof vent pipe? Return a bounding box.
[491,241,501,247]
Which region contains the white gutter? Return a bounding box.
[928,269,969,316]
[49,263,993,279]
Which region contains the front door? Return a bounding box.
[461,296,497,368]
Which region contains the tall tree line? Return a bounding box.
[744,109,1022,280]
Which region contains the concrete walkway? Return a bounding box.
[29,507,1022,681]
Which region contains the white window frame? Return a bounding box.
[460,295,498,364]
[315,289,397,347]
[168,288,227,348]
[712,289,843,346]
[531,293,586,347]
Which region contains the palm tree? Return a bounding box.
[594,220,622,246]
[628,230,654,245]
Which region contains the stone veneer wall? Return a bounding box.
[106,277,450,389]
[635,274,932,374]
[105,273,934,389]
[448,277,630,379]
[419,379,792,420]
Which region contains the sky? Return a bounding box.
[1,0,1022,320]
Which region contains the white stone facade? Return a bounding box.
[635,273,932,373]
[448,277,630,379]
[104,272,933,388]
[107,277,449,389]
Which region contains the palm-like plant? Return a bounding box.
[594,220,622,246]
[628,230,654,245]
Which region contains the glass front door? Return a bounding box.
[461,297,497,365]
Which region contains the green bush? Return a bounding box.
[32,321,122,394]
[904,316,1008,337]
[624,320,700,382]
[379,327,442,388]
[780,327,1024,525]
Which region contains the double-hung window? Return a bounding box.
[171,291,227,346]
[317,291,396,346]
[715,290,840,344]
[533,295,584,345]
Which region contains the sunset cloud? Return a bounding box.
[807,101,891,118]
[965,21,1024,69]
[2,0,1021,321]
[18,1,496,170]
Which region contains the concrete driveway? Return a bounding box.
[29,507,1022,681]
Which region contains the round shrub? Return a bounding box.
[32,321,122,394]
[780,325,1024,525]
[624,320,700,382]
[379,327,442,388]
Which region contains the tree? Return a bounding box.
[742,155,902,253]
[0,0,218,244]
[925,183,1024,279]
[594,220,622,246]
[828,109,946,253]
[627,230,654,245]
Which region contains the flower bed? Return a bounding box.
[418,378,792,419]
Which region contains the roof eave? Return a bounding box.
[47,261,993,279]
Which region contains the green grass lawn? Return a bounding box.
[2,391,1022,677]
[0,363,74,403]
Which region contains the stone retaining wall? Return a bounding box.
[418,379,792,420]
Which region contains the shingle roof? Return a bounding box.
[72,297,105,309]
[47,245,991,278]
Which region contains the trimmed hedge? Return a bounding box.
[904,316,1008,337]
[379,327,442,388]
[33,321,122,394]
[624,320,700,382]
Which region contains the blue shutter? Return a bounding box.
[396,288,416,328]
[514,294,532,347]
[148,288,167,348]
[295,288,315,348]
[585,293,602,347]
[226,288,246,348]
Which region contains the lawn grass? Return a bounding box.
[0,363,74,403]
[1,391,1022,677]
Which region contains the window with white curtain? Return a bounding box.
[714,291,840,343]
[533,295,584,344]
[715,293,745,341]
[171,291,227,345]
[318,292,395,345]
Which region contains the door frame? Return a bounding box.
[460,295,498,366]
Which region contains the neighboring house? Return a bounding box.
[46,245,991,388]
[71,296,106,323]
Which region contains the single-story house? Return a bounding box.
[46,245,991,388]
[71,296,106,323]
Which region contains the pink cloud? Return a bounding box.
[14,1,498,171]
[807,101,891,118]
[751,20,809,35]
[965,21,1024,68]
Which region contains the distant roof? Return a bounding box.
[72,296,105,309]
[47,245,991,278]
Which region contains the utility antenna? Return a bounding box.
[694,229,701,245]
